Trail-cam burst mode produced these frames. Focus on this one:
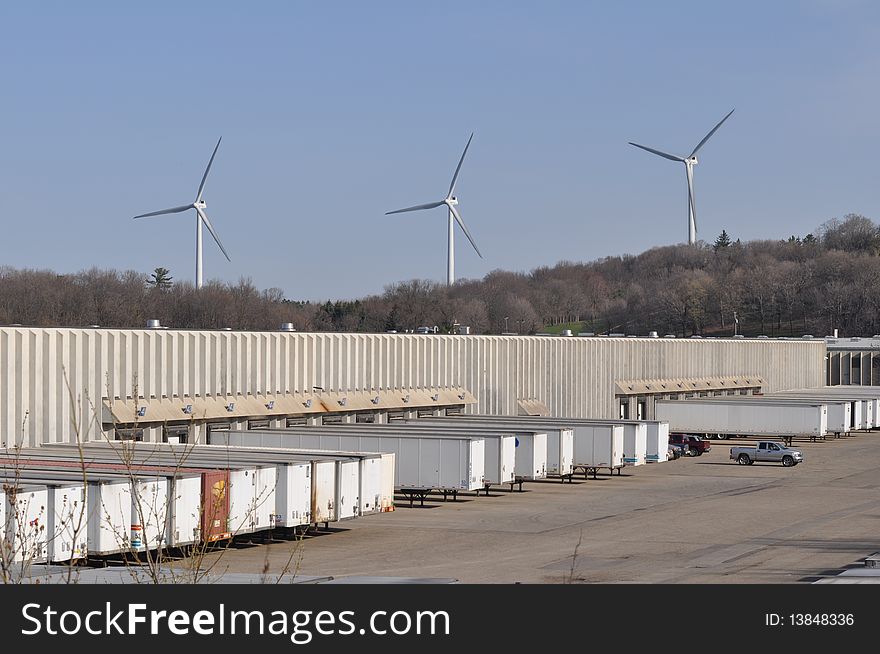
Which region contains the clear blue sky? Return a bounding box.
[2,1,878,300]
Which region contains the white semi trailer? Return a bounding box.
[655,398,828,442]
[210,427,487,497]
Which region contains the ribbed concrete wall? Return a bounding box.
[0,328,826,447]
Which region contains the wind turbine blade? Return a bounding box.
[196,137,222,201]
[689,108,734,158]
[447,132,474,198]
[449,204,482,258]
[132,204,192,219]
[385,201,445,215]
[196,207,231,262]
[628,142,685,162]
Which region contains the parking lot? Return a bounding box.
[216,432,880,583]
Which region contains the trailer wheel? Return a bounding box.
[782,455,795,467]
[737,453,751,465]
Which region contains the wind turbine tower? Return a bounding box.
[386,133,482,285]
[629,109,734,245]
[132,138,231,289]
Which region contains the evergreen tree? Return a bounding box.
[146,267,173,290]
[713,230,732,251]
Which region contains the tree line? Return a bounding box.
[2,214,878,337]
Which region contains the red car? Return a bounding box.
[669,433,711,456]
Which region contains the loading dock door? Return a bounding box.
[206,422,232,441]
[164,424,189,444]
[115,428,144,442]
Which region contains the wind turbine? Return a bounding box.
[629,109,734,245]
[132,137,230,289]
[386,132,482,286]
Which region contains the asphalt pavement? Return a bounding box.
[215,432,880,583]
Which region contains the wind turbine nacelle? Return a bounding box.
[446,196,459,206]
[194,200,207,209]
[686,156,698,166]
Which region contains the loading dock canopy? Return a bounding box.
[102,392,325,423]
[102,386,477,424]
[318,388,476,411]
[517,399,551,416]
[614,375,765,396]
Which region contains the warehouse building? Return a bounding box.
[825,336,880,385]
[0,326,825,448]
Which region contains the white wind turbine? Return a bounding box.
[132,137,231,289]
[386,132,482,286]
[629,109,734,245]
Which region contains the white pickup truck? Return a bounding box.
[730,441,804,467]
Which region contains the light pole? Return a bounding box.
[517,318,524,334]
[504,316,509,333]
[733,311,739,336]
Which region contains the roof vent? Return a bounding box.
[280,322,296,332]
[561,329,573,337]
[648,331,659,338]
[146,319,161,329]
